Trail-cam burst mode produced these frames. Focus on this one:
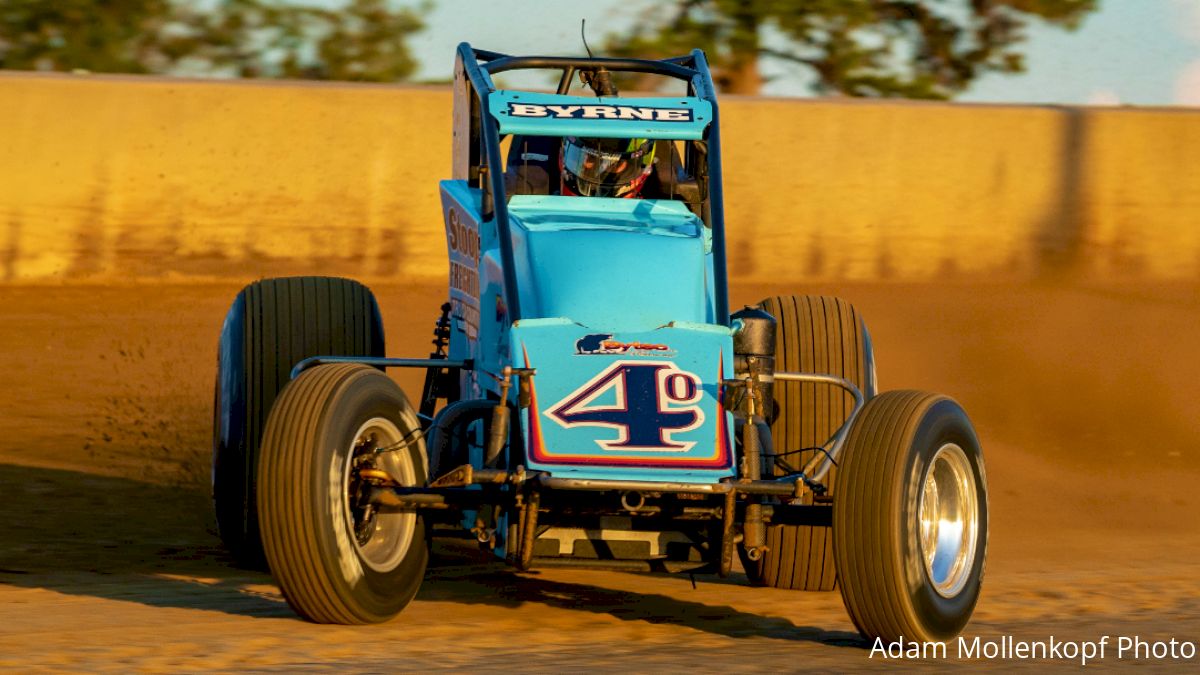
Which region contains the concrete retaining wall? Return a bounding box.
[1,71,1197,283]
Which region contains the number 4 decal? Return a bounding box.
[544,360,705,452]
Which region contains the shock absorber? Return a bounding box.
[731,305,776,559]
[430,301,452,358]
[732,305,776,418]
[419,302,454,421]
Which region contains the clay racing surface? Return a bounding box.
[1,281,1197,671]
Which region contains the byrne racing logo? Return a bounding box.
[507,102,694,122]
[576,334,676,357]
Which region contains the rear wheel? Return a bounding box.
[258,363,429,624]
[744,295,875,591]
[212,277,385,566]
[834,390,988,642]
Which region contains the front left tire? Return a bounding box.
[212,276,385,566]
[257,363,428,624]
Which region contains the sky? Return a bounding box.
[392,0,1200,107]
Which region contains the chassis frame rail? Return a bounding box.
[289,356,473,380]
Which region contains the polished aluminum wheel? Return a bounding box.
[343,417,417,573]
[918,442,979,598]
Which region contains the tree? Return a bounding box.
[0,0,178,74]
[0,0,426,82]
[606,0,1097,98]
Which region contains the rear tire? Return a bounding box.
[834,390,988,642]
[212,277,385,566]
[258,364,429,624]
[744,295,875,591]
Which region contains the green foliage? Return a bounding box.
[0,0,426,81]
[606,0,1098,98]
[0,0,176,74]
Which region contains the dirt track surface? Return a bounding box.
[2,281,1198,671]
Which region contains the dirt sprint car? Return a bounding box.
[212,44,988,643]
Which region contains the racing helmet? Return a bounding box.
[560,137,656,198]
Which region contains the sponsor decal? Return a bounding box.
[443,205,480,340]
[575,334,675,357]
[446,207,480,265]
[507,102,694,122]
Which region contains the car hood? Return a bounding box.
[507,196,712,332]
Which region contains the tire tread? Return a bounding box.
[751,295,870,591]
[259,364,426,624]
[835,390,945,641]
[213,276,384,565]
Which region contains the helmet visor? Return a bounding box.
[562,137,655,196]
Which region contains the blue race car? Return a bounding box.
[212,44,988,643]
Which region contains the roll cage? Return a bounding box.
[451,42,730,327]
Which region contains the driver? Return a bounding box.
[505,135,662,199]
[559,136,656,198]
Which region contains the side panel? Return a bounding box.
[442,179,513,399]
[440,181,483,394]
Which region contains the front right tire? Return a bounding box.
[833,390,988,642]
[744,295,875,591]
